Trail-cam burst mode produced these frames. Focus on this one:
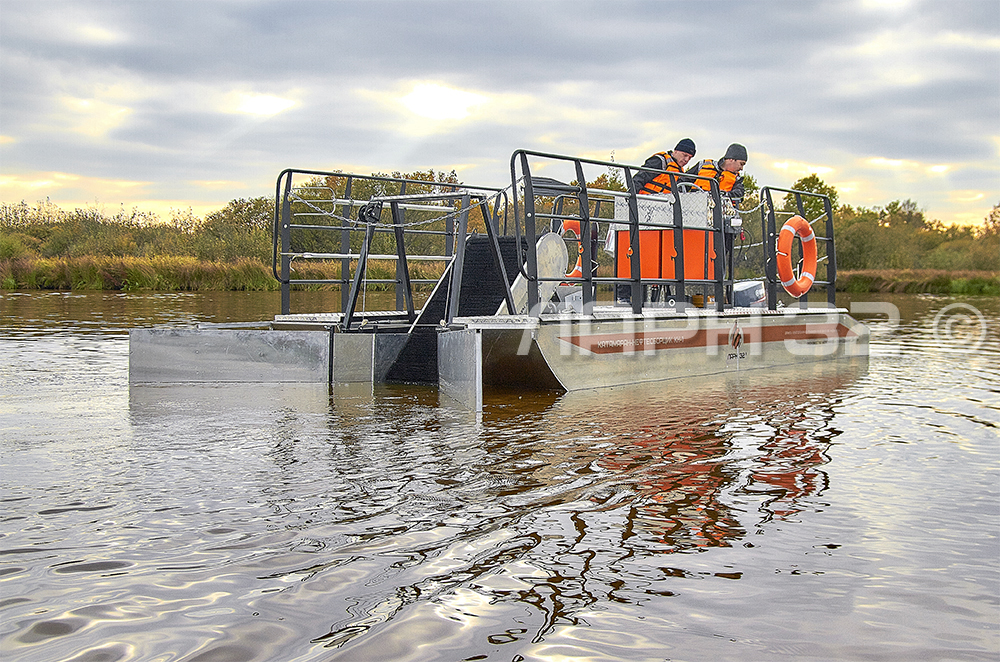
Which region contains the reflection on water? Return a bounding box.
[1,291,998,661]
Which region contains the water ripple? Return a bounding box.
[1,293,998,661]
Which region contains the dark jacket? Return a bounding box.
[633,151,686,195]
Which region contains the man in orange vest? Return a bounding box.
[614,138,697,305]
[687,143,747,203]
[688,143,748,286]
[632,138,697,195]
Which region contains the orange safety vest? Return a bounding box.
[638,152,684,195]
[692,159,738,193]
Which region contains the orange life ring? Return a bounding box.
[560,220,585,278]
[776,215,817,297]
[565,254,583,278]
[561,220,581,237]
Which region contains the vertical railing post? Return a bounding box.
[793,193,809,308]
[519,152,540,316]
[339,177,353,313]
[446,194,472,323]
[573,160,595,310]
[390,201,415,321]
[711,183,725,313]
[671,177,686,310]
[824,196,837,307]
[395,182,407,311]
[342,203,379,331]
[762,187,779,311]
[623,168,642,314]
[280,173,293,315]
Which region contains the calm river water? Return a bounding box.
[1,290,998,662]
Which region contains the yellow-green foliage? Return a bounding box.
[838,269,999,295]
[0,254,456,292]
[3,177,997,291]
[0,199,272,262]
[0,256,288,291]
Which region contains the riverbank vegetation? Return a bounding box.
[0,254,441,293]
[2,172,997,294]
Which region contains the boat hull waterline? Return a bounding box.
[438,307,867,409]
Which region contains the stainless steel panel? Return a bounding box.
[438,329,482,410]
[332,333,375,383]
[373,333,410,382]
[612,190,712,229]
[129,328,331,384]
[129,382,332,412]
[497,232,568,314]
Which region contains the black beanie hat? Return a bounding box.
[674,138,696,156]
[723,143,748,162]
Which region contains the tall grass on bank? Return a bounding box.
[1,199,449,292]
[837,270,1000,296]
[3,198,998,294]
[3,256,996,295]
[0,198,272,263]
[0,256,448,292]
[1,256,280,291]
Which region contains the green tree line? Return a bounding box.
[1,170,997,291]
[582,169,998,273]
[773,174,998,272]
[0,169,473,266]
[0,197,273,263]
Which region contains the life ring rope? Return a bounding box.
[775,215,817,298]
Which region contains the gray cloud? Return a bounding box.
[1,0,997,222]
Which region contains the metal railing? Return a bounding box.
[272,169,507,324]
[760,187,837,309]
[510,149,733,314]
[271,156,841,324]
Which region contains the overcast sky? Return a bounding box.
[1,0,997,225]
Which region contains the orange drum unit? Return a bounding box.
[616,229,716,280]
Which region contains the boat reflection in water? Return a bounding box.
[121,357,868,657]
[478,358,867,555]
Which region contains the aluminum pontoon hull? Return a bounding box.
[438,306,868,409]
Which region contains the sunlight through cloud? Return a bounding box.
[72,23,126,45]
[771,161,834,177]
[867,157,920,169]
[948,190,985,203]
[401,83,487,120]
[0,172,148,199]
[191,180,248,190]
[237,94,296,116]
[860,0,912,10]
[60,97,132,137]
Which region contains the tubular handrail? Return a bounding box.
[273,168,507,318]
[272,157,842,323]
[281,252,453,261]
[511,148,731,314]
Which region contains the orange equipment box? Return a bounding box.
[616,229,716,281]
[615,230,661,278]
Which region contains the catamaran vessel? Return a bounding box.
[130,150,868,409]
